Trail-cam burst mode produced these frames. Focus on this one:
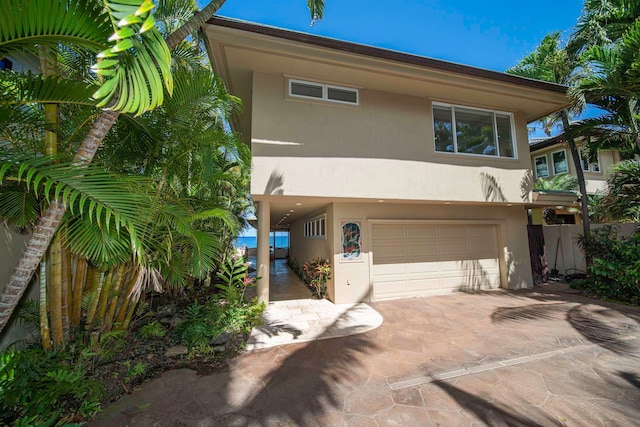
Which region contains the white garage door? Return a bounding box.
[371,223,501,301]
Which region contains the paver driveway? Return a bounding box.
[94,285,640,426]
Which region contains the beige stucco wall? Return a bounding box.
[326,202,532,304]
[543,223,638,275]
[0,227,39,349]
[531,147,619,194]
[251,72,534,205]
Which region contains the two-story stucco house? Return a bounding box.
[530,134,622,194]
[529,134,622,224]
[203,17,573,304]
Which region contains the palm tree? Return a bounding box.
[595,160,640,222]
[568,0,640,156]
[507,32,591,239]
[0,0,325,335]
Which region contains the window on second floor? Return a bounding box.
[289,79,359,105]
[534,154,549,178]
[433,103,516,158]
[580,149,601,173]
[552,149,569,175]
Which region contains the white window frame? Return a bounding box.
[432,102,518,159]
[580,149,601,173]
[304,215,327,239]
[288,78,359,106]
[534,154,550,179]
[551,149,569,175]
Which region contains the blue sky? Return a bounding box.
[214,0,584,73]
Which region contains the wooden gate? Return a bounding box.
[527,225,548,284]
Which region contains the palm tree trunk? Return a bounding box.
[49,234,64,347]
[0,0,228,334]
[116,266,141,325]
[96,268,114,325]
[61,244,71,340]
[86,269,104,327]
[164,0,226,50]
[71,256,87,326]
[104,264,125,331]
[561,111,591,239]
[39,260,51,350]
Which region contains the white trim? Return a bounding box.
[580,149,601,173]
[288,78,359,105]
[551,149,569,175]
[534,154,550,179]
[251,138,304,146]
[432,102,517,159]
[304,214,327,239]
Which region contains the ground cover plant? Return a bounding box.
[575,226,640,305]
[0,255,265,423]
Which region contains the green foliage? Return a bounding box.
[123,360,148,383]
[575,226,640,305]
[287,257,304,278]
[596,160,640,222]
[0,347,104,426]
[138,320,166,339]
[303,258,332,299]
[175,292,265,350]
[176,296,265,351]
[216,256,254,304]
[534,174,579,192]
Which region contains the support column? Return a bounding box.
[256,201,270,304]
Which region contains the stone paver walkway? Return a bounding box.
[247,299,384,350]
[94,285,640,426]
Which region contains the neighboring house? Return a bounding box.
[203,17,573,304]
[529,134,622,224]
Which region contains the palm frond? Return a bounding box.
[0,150,153,235]
[92,0,173,116]
[0,183,41,229]
[0,71,98,107]
[0,0,112,56]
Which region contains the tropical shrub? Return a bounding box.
[175,257,264,352]
[287,257,304,278]
[0,347,104,426]
[575,226,640,305]
[303,258,332,299]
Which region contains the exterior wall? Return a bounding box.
[531,147,619,194]
[543,223,639,275]
[288,206,335,299]
[329,202,532,303]
[251,72,534,204]
[0,227,38,349]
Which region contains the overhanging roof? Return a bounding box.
[204,16,572,139]
[208,16,567,94]
[528,189,579,208]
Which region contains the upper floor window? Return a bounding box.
[289,79,359,105]
[580,149,600,173]
[433,103,516,158]
[552,149,569,175]
[534,154,549,178]
[304,215,326,239]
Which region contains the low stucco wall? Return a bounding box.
[543,223,639,275]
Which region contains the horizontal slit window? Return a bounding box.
[304,215,326,239]
[289,79,358,105]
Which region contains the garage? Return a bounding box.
[371,222,502,301]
